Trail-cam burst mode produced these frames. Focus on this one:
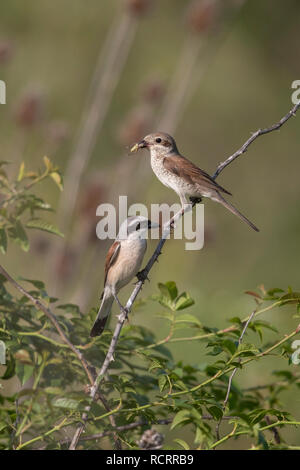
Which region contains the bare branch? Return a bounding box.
[213,101,300,179]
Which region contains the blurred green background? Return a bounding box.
[1,0,300,448]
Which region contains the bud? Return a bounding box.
[186,0,219,34]
[138,429,164,450]
[126,0,152,16]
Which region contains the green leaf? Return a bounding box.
[175,293,195,311]
[0,228,7,254]
[16,363,34,386]
[171,410,190,430]
[26,220,64,238]
[8,220,29,251]
[20,278,45,289]
[207,405,223,421]
[175,313,201,326]
[52,397,79,410]
[173,438,190,450]
[158,374,167,392]
[1,354,15,379]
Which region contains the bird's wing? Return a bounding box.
[104,240,121,286]
[163,154,232,195]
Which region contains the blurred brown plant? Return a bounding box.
[126,0,152,16]
[186,0,220,34]
[0,40,14,64]
[14,90,44,128]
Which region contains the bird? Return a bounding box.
[90,216,158,337]
[131,132,259,232]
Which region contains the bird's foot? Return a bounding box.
[189,196,202,206]
[136,269,150,284]
[117,306,128,321]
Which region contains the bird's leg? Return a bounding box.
[189,196,202,206]
[112,292,128,320]
[136,268,150,284]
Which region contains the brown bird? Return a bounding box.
[131,132,259,232]
[90,216,158,337]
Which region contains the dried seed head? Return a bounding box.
[0,40,13,64]
[186,0,219,34]
[138,429,164,450]
[126,0,152,16]
[14,90,44,127]
[142,78,166,104]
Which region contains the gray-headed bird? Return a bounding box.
[131,132,259,232]
[90,216,158,337]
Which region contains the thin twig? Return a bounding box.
[215,308,256,440]
[213,101,300,179]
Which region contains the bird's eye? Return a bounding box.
[136,222,141,231]
[155,137,162,143]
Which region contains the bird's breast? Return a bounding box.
[108,238,146,291]
[150,154,174,189]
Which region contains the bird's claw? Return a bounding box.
[189,196,202,206]
[136,269,150,283]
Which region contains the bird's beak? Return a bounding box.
[130,140,148,153]
[148,220,160,229]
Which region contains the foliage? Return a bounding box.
[0,157,63,254]
[0,164,300,450]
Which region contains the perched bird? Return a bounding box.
[131,132,259,232]
[90,216,158,337]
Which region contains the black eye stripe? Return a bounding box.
[136,222,141,231]
[155,137,162,143]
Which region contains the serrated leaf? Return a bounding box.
[8,220,29,251]
[26,219,64,238]
[175,293,195,311]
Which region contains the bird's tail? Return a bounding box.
[215,193,259,232]
[90,289,114,337]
